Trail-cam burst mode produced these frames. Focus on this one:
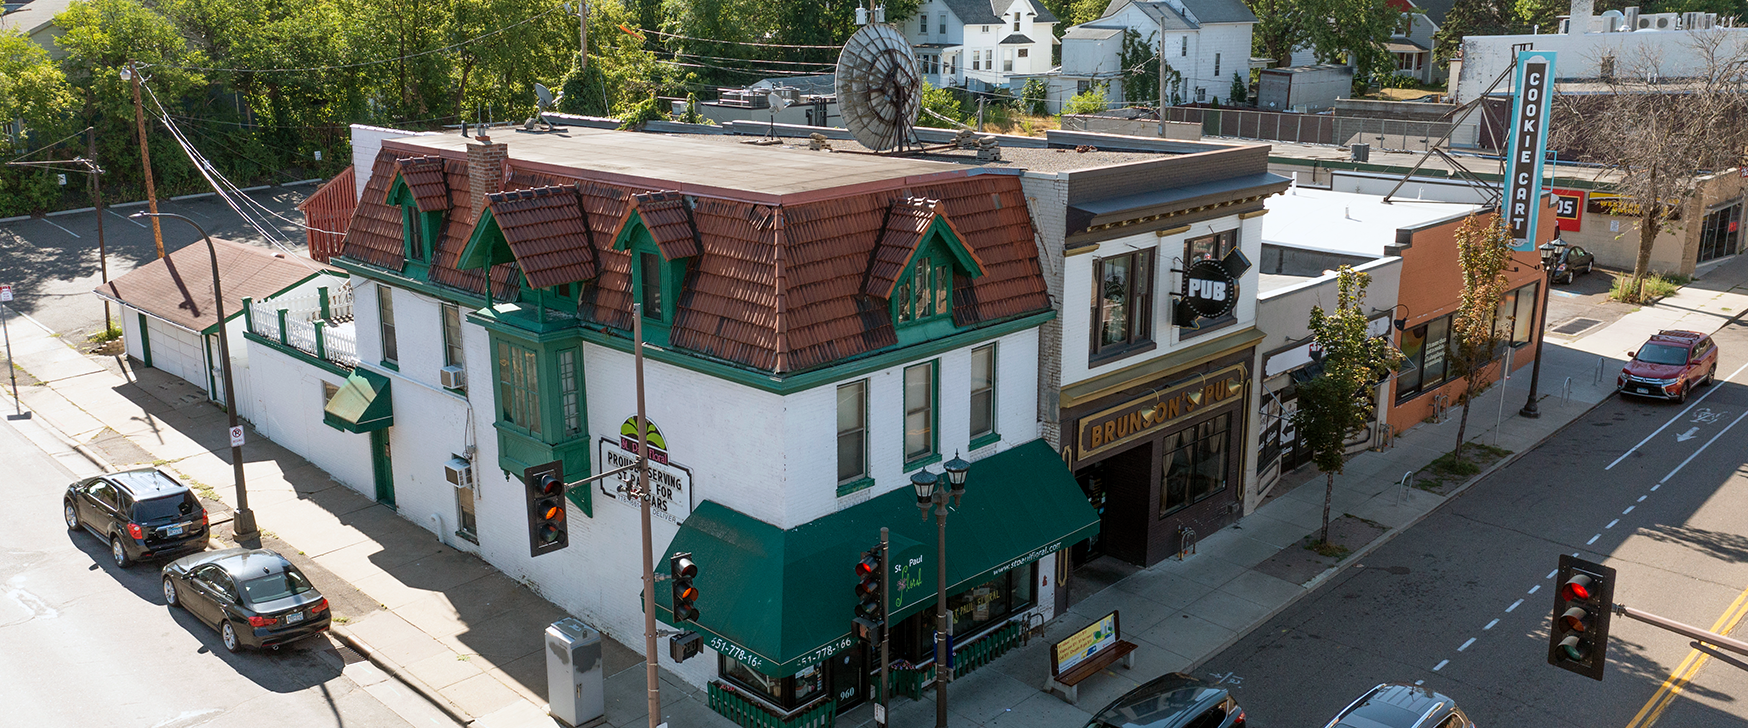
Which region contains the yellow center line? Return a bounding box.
[1624,585,1748,728]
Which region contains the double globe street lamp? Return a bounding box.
[1520,236,1567,418]
[912,453,971,728]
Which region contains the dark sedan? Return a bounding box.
[1087,673,1245,728]
[1552,245,1596,284]
[161,548,331,653]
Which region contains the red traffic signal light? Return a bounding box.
[1548,555,1615,680]
[523,461,568,557]
[854,547,883,628]
[671,552,700,624]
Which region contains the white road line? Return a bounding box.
[1638,495,1647,502]
[1608,360,1748,470]
[1607,519,1619,529]
[1434,659,1449,671]
[1546,570,1558,579]
[1459,638,1477,651]
[1652,483,1662,491]
[109,210,147,228]
[1529,585,1542,594]
[1588,534,1601,545]
[39,218,80,238]
[1485,619,1499,630]
[1660,409,1748,484]
[1508,599,1524,612]
[1623,506,1635,514]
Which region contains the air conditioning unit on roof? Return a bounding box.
[1638,12,1680,29]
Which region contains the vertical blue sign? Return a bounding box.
[1501,50,1557,251]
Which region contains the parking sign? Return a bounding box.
[1,284,11,302]
[229,426,245,447]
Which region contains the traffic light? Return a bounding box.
[669,631,702,663]
[522,460,567,558]
[671,552,699,624]
[853,547,884,643]
[1547,554,1616,680]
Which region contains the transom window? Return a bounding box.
[1093,250,1154,359]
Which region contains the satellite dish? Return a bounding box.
[769,92,793,112]
[527,82,564,131]
[835,23,921,152]
[536,82,556,107]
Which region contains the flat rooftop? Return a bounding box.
[1261,138,1623,186]
[1263,187,1480,257]
[673,131,1180,174]
[388,127,977,198]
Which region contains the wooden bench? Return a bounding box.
[1044,610,1137,704]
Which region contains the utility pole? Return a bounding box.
[123,63,165,259]
[87,127,111,333]
[976,97,985,132]
[634,302,662,728]
[878,527,891,728]
[565,2,588,70]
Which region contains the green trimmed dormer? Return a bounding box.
[457,185,600,327]
[863,198,985,346]
[613,192,700,347]
[383,157,450,278]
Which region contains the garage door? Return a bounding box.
[143,315,206,390]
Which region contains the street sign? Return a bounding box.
[0,284,12,302]
[229,425,245,447]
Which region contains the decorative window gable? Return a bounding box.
[862,199,984,344]
[384,157,449,271]
[611,193,699,346]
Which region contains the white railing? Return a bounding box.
[248,283,360,368]
[250,299,282,341]
[328,281,354,322]
[285,318,319,354]
[323,322,359,367]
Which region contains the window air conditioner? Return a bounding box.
[440,364,466,390]
[444,456,474,490]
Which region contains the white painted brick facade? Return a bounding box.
[242,343,373,493]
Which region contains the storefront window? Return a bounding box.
[1510,282,1537,345]
[1397,326,1426,396]
[1094,250,1154,358]
[1422,317,1450,384]
[1161,413,1231,516]
[720,656,827,711]
[1396,314,1462,402]
[890,565,1037,662]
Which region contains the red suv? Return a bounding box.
[1618,330,1719,403]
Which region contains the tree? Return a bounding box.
[916,79,965,129]
[1512,0,1565,33]
[1448,214,1514,465]
[1246,0,1310,69]
[1552,34,1748,300]
[1061,82,1108,116]
[1303,0,1419,86]
[1020,77,1049,115]
[1434,0,1515,68]
[1119,27,1159,107]
[1230,72,1249,105]
[1293,267,1402,545]
[1069,0,1109,25]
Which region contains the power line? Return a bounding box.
[669,51,837,68]
[150,5,565,74]
[5,129,89,163]
[641,28,844,49]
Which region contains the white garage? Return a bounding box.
[95,237,331,401]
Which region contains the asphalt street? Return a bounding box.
[1199,318,1748,727]
[0,187,312,340]
[0,416,419,727]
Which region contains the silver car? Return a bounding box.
[1324,683,1474,728]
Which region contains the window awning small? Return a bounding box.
[652,439,1098,678]
[323,368,394,432]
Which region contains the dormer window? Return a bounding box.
[864,198,985,345]
[612,192,700,346]
[384,157,449,273]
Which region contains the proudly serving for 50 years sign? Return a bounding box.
[597,416,694,523]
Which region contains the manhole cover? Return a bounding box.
[1551,317,1603,336]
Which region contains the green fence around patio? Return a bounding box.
[890,620,1026,701]
[708,682,836,728]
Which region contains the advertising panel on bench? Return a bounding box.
[1053,611,1120,677]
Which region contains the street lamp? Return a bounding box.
[913,453,971,728]
[131,212,257,540]
[1520,237,1566,418]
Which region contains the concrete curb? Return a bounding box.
[171,192,216,201]
[46,206,96,217]
[329,624,479,727]
[0,214,31,223]
[1181,391,1617,675]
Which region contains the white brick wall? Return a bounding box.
[241,342,373,493]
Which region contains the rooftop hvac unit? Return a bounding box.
[1624,6,1639,29]
[444,456,475,490]
[1638,12,1679,29]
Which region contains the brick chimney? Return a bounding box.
[467,135,507,224]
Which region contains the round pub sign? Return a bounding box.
[1182,259,1237,318]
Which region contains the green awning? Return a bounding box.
[323,369,394,433]
[654,439,1098,677]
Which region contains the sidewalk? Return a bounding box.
[4,251,1748,728]
[0,305,732,728]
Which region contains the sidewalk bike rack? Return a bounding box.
[1176,525,1198,561]
[1563,376,1574,403]
[1431,393,1451,424]
[1595,357,1606,386]
[1395,471,1416,505]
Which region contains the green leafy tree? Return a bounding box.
[1512,0,1565,32]
[1119,27,1159,107]
[1020,77,1049,115]
[1246,0,1310,68]
[1434,0,1515,68]
[1304,0,1419,87]
[1449,214,1513,465]
[1061,82,1108,116]
[916,79,965,128]
[1293,267,1402,544]
[1069,0,1110,24]
[1230,72,1249,105]
[0,30,79,215]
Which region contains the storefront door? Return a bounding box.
[830,643,867,713]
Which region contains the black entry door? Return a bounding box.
[830,644,867,713]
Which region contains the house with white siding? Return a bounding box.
[274,123,1095,726]
[905,0,1059,90]
[1052,0,1259,111]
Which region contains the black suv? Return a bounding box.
[65,469,210,567]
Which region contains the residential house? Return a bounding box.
[281,123,1095,725]
[1053,0,1259,112]
[91,237,332,412]
[1385,0,1452,84]
[0,0,74,58]
[905,0,1058,90]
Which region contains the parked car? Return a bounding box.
[1618,330,1719,403]
[1324,683,1473,728]
[161,548,331,653]
[64,468,210,567]
[1086,672,1245,728]
[1552,245,1596,284]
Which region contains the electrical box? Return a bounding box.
[546,618,605,727]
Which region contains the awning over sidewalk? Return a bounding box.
[654,439,1098,677]
[322,368,393,432]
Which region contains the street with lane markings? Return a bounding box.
[1200,319,1748,727]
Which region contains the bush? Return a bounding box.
[917,80,966,129]
[1611,272,1688,303]
[615,94,668,130]
[1060,83,1108,116]
[1020,78,1049,116]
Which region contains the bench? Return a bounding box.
[1044,610,1137,704]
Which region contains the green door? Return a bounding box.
[370,428,396,506]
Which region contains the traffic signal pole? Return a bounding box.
[634,303,662,728]
[1614,603,1748,659]
[879,527,891,728]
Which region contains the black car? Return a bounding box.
[162,548,331,652]
[1086,673,1245,728]
[64,468,210,567]
[1552,245,1596,284]
[1324,683,1474,728]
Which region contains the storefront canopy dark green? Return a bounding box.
[322,368,393,433]
[654,439,1098,678]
